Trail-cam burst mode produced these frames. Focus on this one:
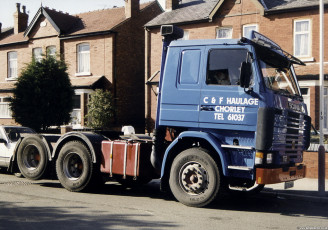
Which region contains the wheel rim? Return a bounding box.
[63,152,83,180]
[22,145,41,170]
[179,161,208,195]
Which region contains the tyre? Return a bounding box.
[169,148,221,207]
[56,141,94,192]
[17,136,48,180]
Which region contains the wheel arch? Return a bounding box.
[52,132,107,163]
[160,131,228,191]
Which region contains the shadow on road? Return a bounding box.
[38,179,328,220]
[0,200,179,230]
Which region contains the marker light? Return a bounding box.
[266,153,273,164]
[255,151,264,165]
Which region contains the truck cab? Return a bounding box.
[156,26,311,207]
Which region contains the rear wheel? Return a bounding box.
[17,136,48,180]
[169,148,221,207]
[56,141,94,192]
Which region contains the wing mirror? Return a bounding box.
[240,61,252,91]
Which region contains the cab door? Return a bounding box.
[199,47,259,132]
[158,47,204,128]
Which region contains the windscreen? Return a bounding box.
[259,60,300,96]
[255,46,301,97]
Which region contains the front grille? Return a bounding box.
[272,109,308,163]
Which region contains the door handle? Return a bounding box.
[200,106,215,111]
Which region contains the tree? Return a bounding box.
[10,56,74,132]
[86,89,114,129]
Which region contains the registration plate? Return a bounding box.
[284,181,294,189]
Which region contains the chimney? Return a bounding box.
[14,3,29,34]
[125,0,140,19]
[166,0,180,11]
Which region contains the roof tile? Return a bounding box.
[261,0,328,11]
[145,0,219,27]
[0,1,155,45]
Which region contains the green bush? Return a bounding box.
[10,56,74,132]
[86,89,114,129]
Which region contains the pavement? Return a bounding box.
[262,178,328,203]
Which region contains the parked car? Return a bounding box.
[0,126,36,176]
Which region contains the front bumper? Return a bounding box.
[256,165,306,184]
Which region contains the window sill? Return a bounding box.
[75,72,91,77]
[5,77,18,81]
[299,57,315,63]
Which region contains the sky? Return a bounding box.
[0,0,151,28]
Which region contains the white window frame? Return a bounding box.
[77,43,90,76]
[243,24,258,38]
[33,47,43,63]
[70,89,93,128]
[216,27,233,39]
[178,30,189,40]
[293,19,312,58]
[300,87,310,116]
[324,87,328,133]
[7,52,17,80]
[0,97,12,118]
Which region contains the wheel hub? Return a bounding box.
[23,145,40,169]
[63,153,83,180]
[180,163,208,194]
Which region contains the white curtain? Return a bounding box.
[0,103,11,118]
[78,44,90,73]
[8,52,17,79]
[295,21,309,57]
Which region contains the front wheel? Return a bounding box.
[56,141,94,192]
[169,148,221,207]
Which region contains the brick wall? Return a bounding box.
[63,35,114,82]
[303,151,328,178]
[114,3,162,132]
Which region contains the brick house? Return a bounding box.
[0,0,161,131]
[144,0,328,133]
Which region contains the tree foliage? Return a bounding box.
[10,56,74,132]
[86,89,114,129]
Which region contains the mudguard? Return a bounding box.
[52,132,108,163]
[12,134,53,162]
[161,131,228,178]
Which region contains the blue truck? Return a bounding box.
[4,25,311,208]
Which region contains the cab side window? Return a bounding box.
[206,49,249,86]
